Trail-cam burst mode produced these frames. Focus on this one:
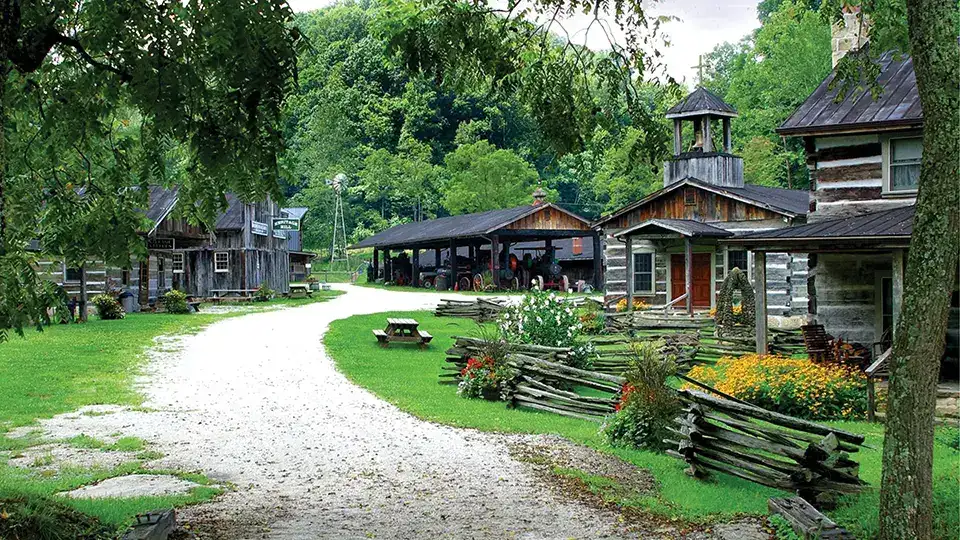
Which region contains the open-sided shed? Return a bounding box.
[351,198,601,290]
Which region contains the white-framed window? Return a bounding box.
[172,252,184,274]
[882,134,922,194]
[632,252,655,294]
[214,252,229,273]
[726,248,753,281]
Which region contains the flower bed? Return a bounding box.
[685,354,868,420]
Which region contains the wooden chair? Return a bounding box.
[802,324,834,363]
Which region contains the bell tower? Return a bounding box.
[663,86,743,188]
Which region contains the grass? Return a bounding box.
[325,310,960,537]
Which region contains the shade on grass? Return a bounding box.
[325,310,960,537]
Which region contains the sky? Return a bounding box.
[286,0,762,85]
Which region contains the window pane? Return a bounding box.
[891,164,920,191]
[634,273,652,293]
[892,138,922,162]
[65,267,82,281]
[727,250,748,272]
[634,253,652,272]
[632,253,653,292]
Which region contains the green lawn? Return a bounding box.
[0,291,342,535]
[325,310,960,538]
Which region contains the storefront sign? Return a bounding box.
[251,220,269,236]
[273,229,287,239]
[147,238,175,250]
[272,218,300,231]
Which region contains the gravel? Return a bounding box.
[60,474,201,499]
[10,285,768,539]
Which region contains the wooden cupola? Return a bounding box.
[663,86,743,188]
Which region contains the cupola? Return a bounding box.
[663,87,743,188]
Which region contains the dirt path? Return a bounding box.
[16,286,764,539]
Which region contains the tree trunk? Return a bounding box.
[878,2,959,539]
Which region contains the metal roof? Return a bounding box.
[214,194,245,230]
[727,205,913,244]
[350,203,591,249]
[593,178,809,227]
[778,50,922,136]
[146,185,180,225]
[665,87,738,119]
[615,218,733,238]
[282,207,309,220]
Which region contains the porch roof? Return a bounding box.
[614,218,733,239]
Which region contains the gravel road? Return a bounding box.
[18,285,766,539]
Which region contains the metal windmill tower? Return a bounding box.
[328,173,350,270]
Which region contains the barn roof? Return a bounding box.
[726,205,913,247]
[593,178,809,228]
[615,218,734,238]
[778,49,922,136]
[350,203,592,250]
[214,194,245,230]
[282,207,309,220]
[146,185,180,226]
[665,87,738,119]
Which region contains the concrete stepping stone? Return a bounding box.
[60,474,200,499]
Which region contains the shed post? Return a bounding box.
[625,235,634,312]
[592,233,603,290]
[372,248,379,282]
[412,249,420,287]
[384,248,391,283]
[684,238,693,315]
[673,119,682,155]
[79,262,88,322]
[435,248,441,268]
[545,239,553,260]
[448,239,457,288]
[754,251,768,354]
[722,118,732,152]
[702,116,713,152]
[491,235,501,288]
[892,249,904,335]
[502,241,511,284]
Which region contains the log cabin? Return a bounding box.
[727,9,959,375]
[594,86,810,318]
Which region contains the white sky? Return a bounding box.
[287,0,761,86]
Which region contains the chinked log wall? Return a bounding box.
[807,134,915,222]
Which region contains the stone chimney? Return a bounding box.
[532,187,547,206]
[832,5,871,68]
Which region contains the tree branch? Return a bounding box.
[54,34,132,82]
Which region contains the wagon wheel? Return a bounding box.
[473,273,484,292]
[458,276,472,291]
[509,277,519,290]
[423,278,434,289]
[534,275,544,290]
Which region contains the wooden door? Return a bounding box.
[670,253,713,308]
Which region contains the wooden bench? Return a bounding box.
[769,496,853,539]
[802,324,834,363]
[188,301,202,313]
[373,329,390,347]
[418,331,433,346]
[289,284,312,299]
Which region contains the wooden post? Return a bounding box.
[448,239,457,288]
[435,248,441,268]
[412,249,420,287]
[723,118,732,152]
[372,248,379,281]
[673,119,683,155]
[592,233,603,291]
[384,248,391,283]
[491,235,501,288]
[685,238,693,315]
[892,249,904,335]
[754,251,768,354]
[79,262,88,322]
[545,239,553,261]
[625,236,635,312]
[702,116,713,152]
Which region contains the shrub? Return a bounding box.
[161,290,190,314]
[91,294,124,320]
[576,302,604,335]
[498,290,594,368]
[685,354,867,420]
[253,286,275,302]
[603,340,680,450]
[935,426,960,451]
[615,297,649,313]
[457,355,518,400]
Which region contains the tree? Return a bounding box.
[441,141,539,214]
[0,0,298,340]
[868,0,959,538]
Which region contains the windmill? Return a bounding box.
[327,173,350,271]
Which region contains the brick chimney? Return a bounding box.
[832,5,871,68]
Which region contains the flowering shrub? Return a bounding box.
[685,354,867,420]
[615,297,650,313]
[457,356,517,400]
[161,290,190,314]
[576,303,604,335]
[603,340,680,450]
[91,294,124,320]
[498,291,595,369]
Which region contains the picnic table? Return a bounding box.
[289,283,313,298]
[373,318,433,349]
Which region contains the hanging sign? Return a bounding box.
[273,229,287,239]
[251,220,269,236]
[272,218,300,231]
[147,238,175,250]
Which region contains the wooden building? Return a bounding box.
[731,11,958,366]
[280,207,315,282]
[594,87,810,316]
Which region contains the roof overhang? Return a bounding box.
[615,219,733,239]
[777,118,924,137]
[665,109,738,120]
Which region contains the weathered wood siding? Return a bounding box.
[664,154,744,188]
[504,206,592,231]
[807,134,916,222]
[607,189,785,230]
[809,253,890,345]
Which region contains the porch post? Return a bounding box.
[448,239,457,288]
[491,235,501,288]
[412,249,420,287]
[754,251,768,354]
[625,235,634,312]
[384,248,391,283]
[892,249,904,336]
[592,233,603,290]
[684,237,693,315]
[435,248,441,268]
[372,248,379,281]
